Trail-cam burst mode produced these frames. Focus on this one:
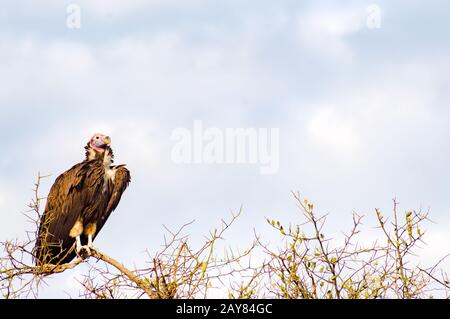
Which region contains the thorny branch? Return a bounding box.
[0,175,449,299]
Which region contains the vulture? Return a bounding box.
[34,133,130,266]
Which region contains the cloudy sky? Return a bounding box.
[1,0,449,297]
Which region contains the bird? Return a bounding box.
[34,133,130,266]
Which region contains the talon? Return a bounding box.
[77,245,91,260]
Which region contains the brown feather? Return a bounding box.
[34,148,130,266]
[95,165,131,238]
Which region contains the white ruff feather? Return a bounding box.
[103,149,115,192]
[106,167,116,182]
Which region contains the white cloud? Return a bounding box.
[307,107,360,154]
[297,6,364,56]
[76,0,204,18]
[0,39,96,104]
[0,31,266,129]
[43,42,95,76]
[302,60,436,164]
[6,0,204,20]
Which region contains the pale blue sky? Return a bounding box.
[0,1,449,297]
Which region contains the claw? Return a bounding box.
[77,245,91,260]
[75,236,92,259]
[74,235,95,260]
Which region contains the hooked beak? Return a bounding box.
[102,136,111,145]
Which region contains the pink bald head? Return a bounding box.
[88,133,111,152]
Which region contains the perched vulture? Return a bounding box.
[34,134,130,266]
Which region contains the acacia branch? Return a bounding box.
[88,249,157,298]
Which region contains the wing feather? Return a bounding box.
[95,165,131,237]
[34,161,104,265]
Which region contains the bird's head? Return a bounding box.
[85,133,114,162]
[89,133,111,152]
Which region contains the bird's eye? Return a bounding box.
[96,136,100,139]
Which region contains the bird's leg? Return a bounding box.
[75,235,82,253]
[70,220,84,254]
[84,223,97,252]
[87,234,94,249]
[75,235,90,259]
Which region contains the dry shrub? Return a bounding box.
[1,177,448,298]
